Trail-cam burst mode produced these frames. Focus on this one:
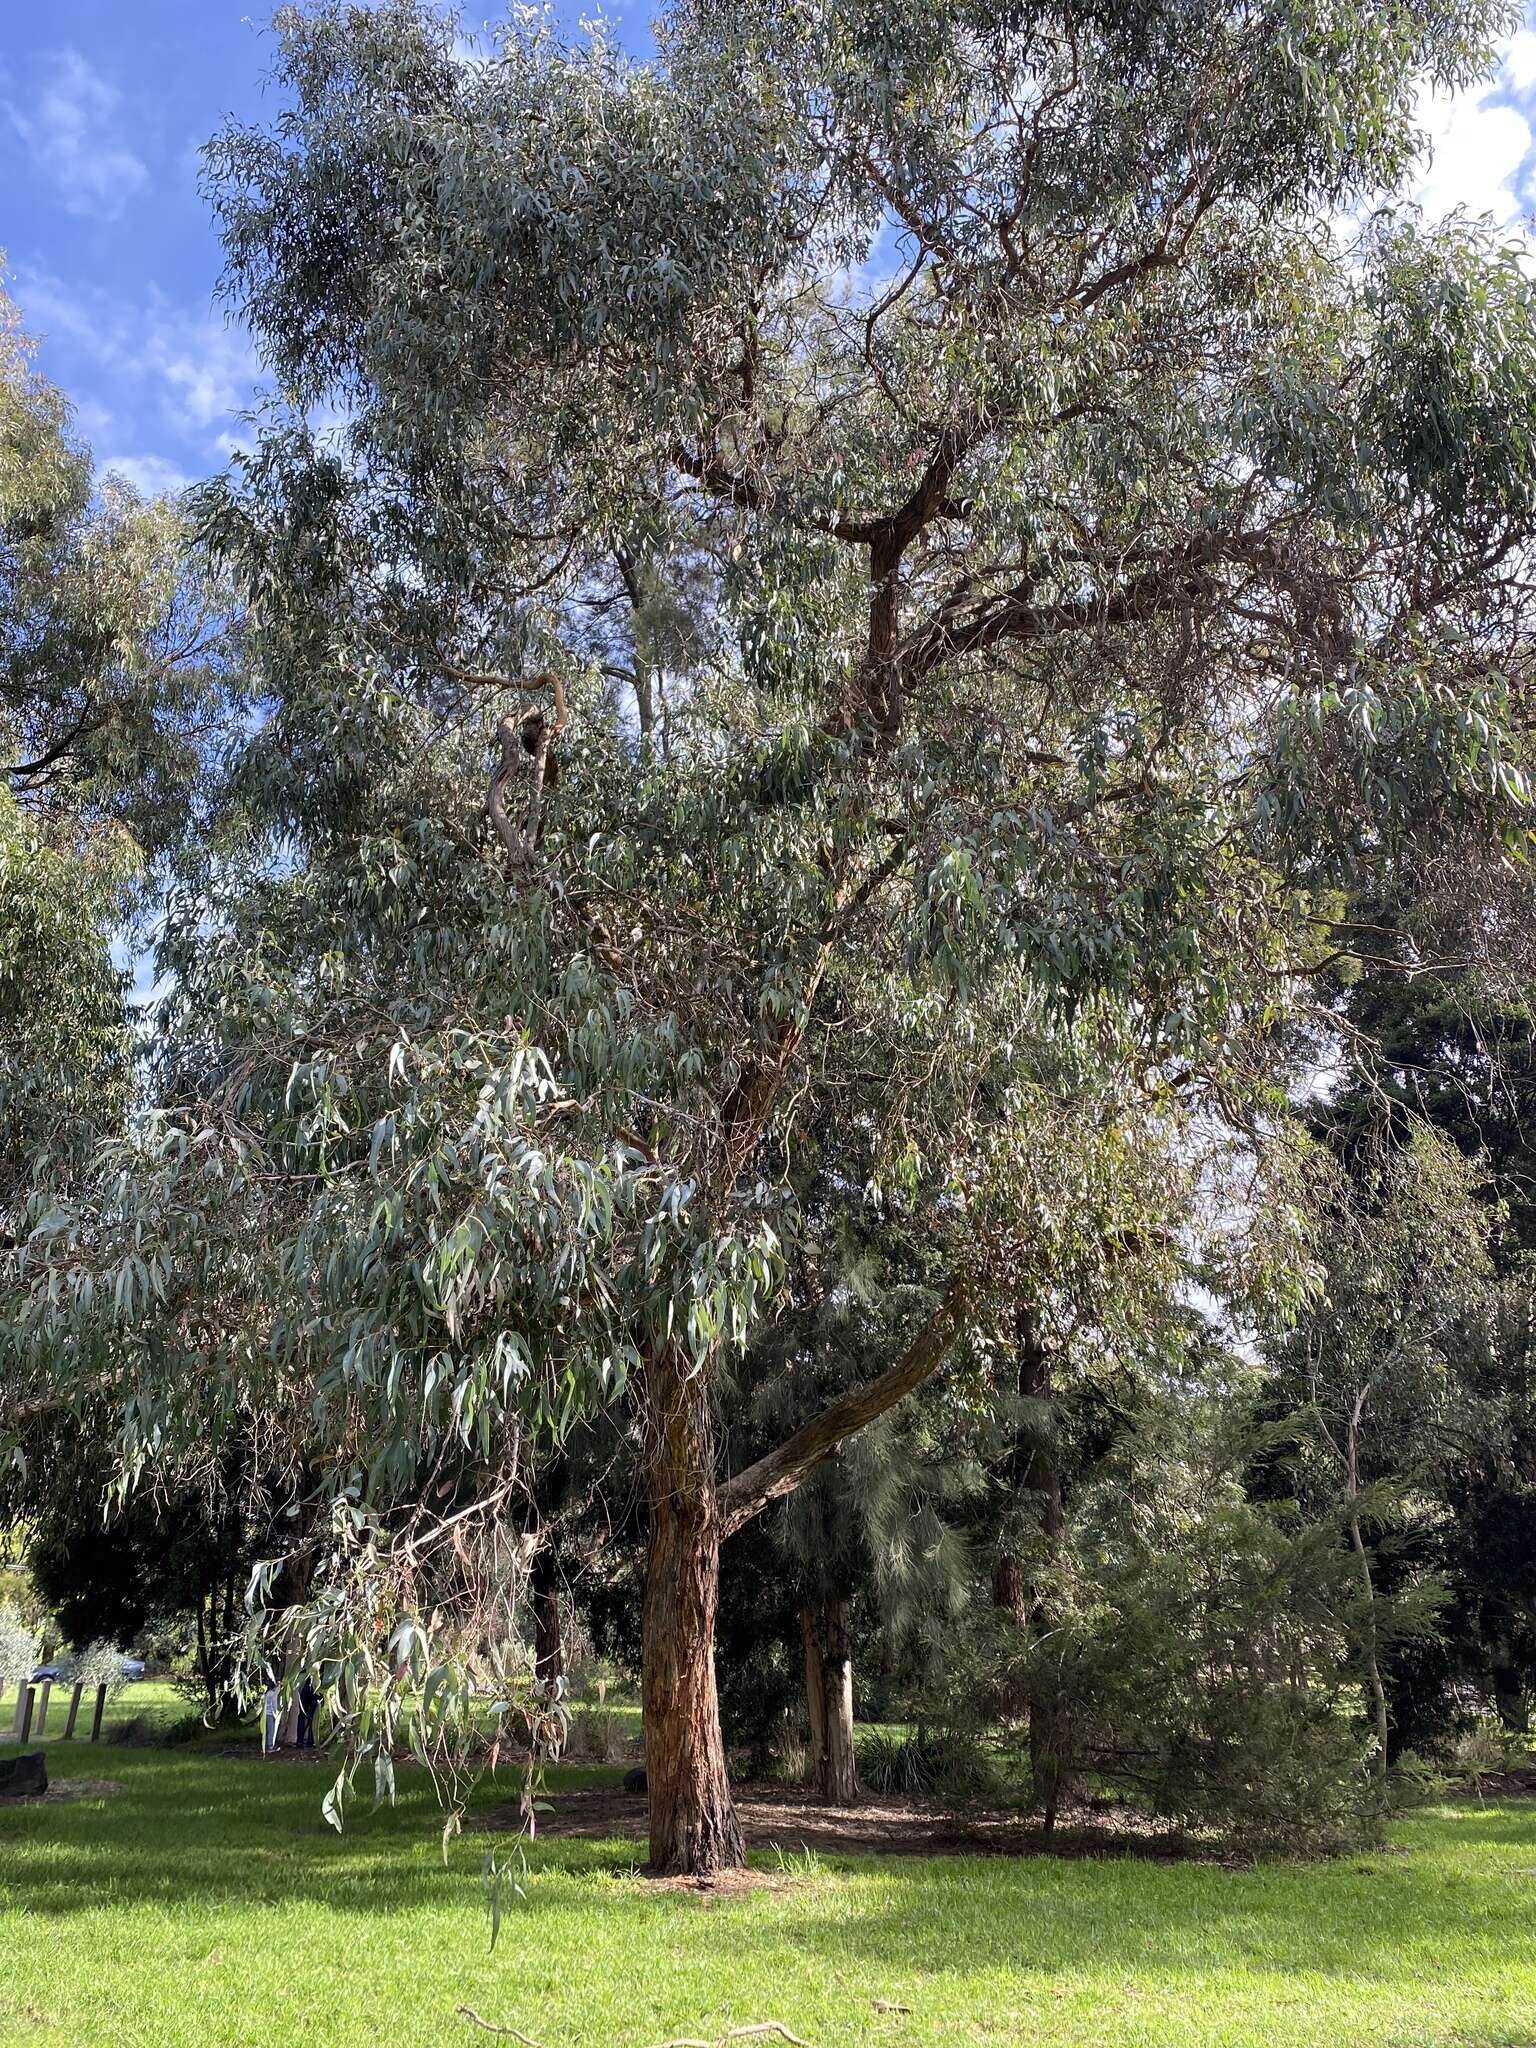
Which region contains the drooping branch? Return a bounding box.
[717,1278,972,1538]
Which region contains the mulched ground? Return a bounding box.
[481,1780,1193,1864]
[210,1742,333,1764]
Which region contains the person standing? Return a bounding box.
[296,1674,319,1750]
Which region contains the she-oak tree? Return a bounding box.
[7,0,1536,1874]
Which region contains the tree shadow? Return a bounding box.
[4,1751,1535,2016]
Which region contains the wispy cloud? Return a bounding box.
[99,452,194,497]
[4,49,149,221]
[13,265,261,476]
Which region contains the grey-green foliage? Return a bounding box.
[0,1601,37,1689]
[0,280,240,1207]
[59,1639,129,1701]
[7,0,1536,1822]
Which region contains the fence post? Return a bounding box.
[16,1686,34,1744]
[34,1678,52,1738]
[89,1683,107,1743]
[63,1683,84,1740]
[9,1686,28,1741]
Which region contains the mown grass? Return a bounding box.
[2,1710,1535,2048]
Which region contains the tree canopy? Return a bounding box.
[5,0,1536,1874]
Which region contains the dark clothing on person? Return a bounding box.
[296,1678,319,1750]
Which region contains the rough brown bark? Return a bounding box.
[641,1283,970,1871]
[992,1553,1028,1623]
[641,1346,745,1876]
[801,1592,859,1804]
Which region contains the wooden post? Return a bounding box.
[34,1678,52,1738]
[63,1684,84,1740]
[89,1683,107,1743]
[16,1686,34,1744]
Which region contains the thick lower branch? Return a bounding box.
[718,1278,970,1538]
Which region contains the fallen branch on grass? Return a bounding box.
[457,2010,549,2047]
[646,2029,816,2048]
[456,2014,816,2048]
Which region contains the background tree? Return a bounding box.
[1262,1127,1495,1778]
[1303,921,1536,1739]
[0,276,238,1216]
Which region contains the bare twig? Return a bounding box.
[456,2007,549,2047]
[648,2029,817,2048]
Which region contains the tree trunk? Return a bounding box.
[801,1593,858,1804]
[1349,1511,1391,1781]
[992,1553,1027,1622]
[994,1307,1073,1826]
[532,1546,564,1693]
[641,1346,745,1876]
[1492,1650,1529,1733]
[1345,1395,1389,1785]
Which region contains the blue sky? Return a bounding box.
[3,4,1536,499]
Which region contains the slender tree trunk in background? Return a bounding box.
[532,1545,564,1692]
[1492,1648,1529,1733]
[992,1553,1027,1622]
[801,1604,828,1781]
[993,1307,1073,1829]
[1350,1510,1390,1782]
[801,1591,859,1804]
[641,1345,745,1876]
[195,1600,214,1710]
[1345,1394,1390,1785]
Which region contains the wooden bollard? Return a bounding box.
[16,1686,34,1743]
[34,1678,51,1738]
[62,1683,84,1740]
[89,1683,107,1743]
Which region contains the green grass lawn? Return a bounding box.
[2,1723,1535,2048]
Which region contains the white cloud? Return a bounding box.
[14,266,261,455]
[149,315,261,435]
[1409,39,1536,232]
[1504,29,1536,95]
[100,452,194,497]
[4,50,149,222]
[1412,91,1530,227]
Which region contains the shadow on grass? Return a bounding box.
[3,1749,1535,2011]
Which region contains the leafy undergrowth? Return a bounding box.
[2,1738,1535,2048]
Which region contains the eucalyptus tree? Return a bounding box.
[1265,1127,1496,1777]
[0,280,238,1210]
[7,0,1536,1878]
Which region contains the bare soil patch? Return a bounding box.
[211,1742,334,1764]
[483,1780,1191,1864]
[5,1776,125,1806]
